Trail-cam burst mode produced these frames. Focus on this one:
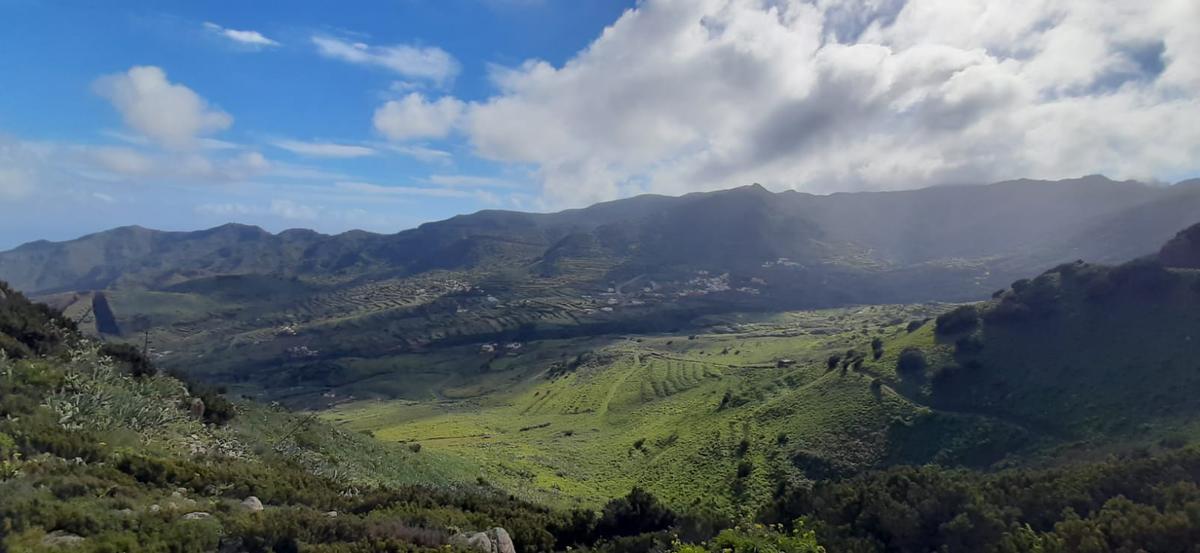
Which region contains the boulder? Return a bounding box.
[324,511,339,518]
[489,527,516,553]
[451,532,493,553]
[241,496,264,512]
[181,512,212,520]
[41,530,85,548]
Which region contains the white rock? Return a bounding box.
[241,496,264,512]
[181,512,212,520]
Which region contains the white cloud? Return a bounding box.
[335,181,472,198]
[91,192,116,204]
[196,202,255,217]
[374,93,464,141]
[312,36,459,85]
[382,143,454,164]
[427,174,518,188]
[203,22,280,48]
[83,146,270,182]
[196,199,319,221]
[270,199,319,220]
[272,139,377,158]
[0,137,45,200]
[89,147,157,176]
[93,66,232,150]
[458,0,1200,206]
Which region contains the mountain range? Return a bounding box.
[5,175,1200,303]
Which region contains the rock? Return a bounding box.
[116,508,134,517]
[41,530,85,547]
[324,511,338,518]
[451,532,493,553]
[171,491,183,499]
[181,512,212,520]
[149,504,161,513]
[190,397,206,420]
[489,528,516,553]
[241,496,264,512]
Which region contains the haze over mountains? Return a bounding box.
[4,176,1200,303]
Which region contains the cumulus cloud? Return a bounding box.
[203,22,280,48]
[313,36,459,85]
[93,66,232,150]
[374,93,465,141]
[456,0,1200,206]
[272,139,377,158]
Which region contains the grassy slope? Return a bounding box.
[324,305,1018,516]
[328,263,1200,516]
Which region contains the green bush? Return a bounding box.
[896,348,927,380]
[935,305,980,335]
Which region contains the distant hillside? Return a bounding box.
[863,221,1200,450]
[4,176,1200,302]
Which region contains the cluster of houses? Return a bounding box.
[285,345,319,358]
[761,257,802,269]
[479,342,524,355]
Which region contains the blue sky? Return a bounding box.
[1,0,1197,249]
[0,0,635,247]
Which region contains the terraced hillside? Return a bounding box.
[325,223,1200,515]
[323,304,1026,514]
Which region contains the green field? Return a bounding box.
[321,304,1001,514]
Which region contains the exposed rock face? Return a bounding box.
[242,496,264,512]
[1160,222,1200,269]
[41,530,85,547]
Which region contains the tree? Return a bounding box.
[896,347,927,380]
[935,305,980,335]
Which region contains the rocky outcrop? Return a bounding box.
[451,527,514,553]
[489,527,516,553]
[41,531,85,547]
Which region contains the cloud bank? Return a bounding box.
[440,0,1200,206]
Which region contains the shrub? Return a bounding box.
[99,342,156,378]
[594,487,677,539]
[736,461,753,479]
[954,333,984,355]
[870,338,884,360]
[935,305,980,335]
[896,348,927,380]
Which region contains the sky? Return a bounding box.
[1,0,1198,249]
